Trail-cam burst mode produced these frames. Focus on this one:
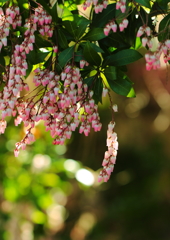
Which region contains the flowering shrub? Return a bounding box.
[0,0,169,182]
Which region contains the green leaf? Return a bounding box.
[51,2,58,23]
[92,4,116,28]
[61,7,74,21]
[158,14,170,42]
[107,77,133,96]
[103,49,142,67]
[89,43,104,53]
[18,0,29,20]
[74,15,90,39]
[127,87,136,98]
[74,49,84,62]
[58,46,74,67]
[93,77,103,103]
[26,50,50,65]
[0,55,5,73]
[62,20,77,38]
[83,28,107,41]
[35,34,52,48]
[83,42,101,66]
[58,29,68,49]
[134,0,151,8]
[63,15,90,40]
[83,76,94,87]
[104,66,116,80]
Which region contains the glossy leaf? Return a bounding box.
[74,50,84,62]
[93,77,103,103]
[0,54,5,69]
[83,76,95,87]
[35,34,52,48]
[104,66,116,81]
[103,49,142,67]
[134,0,151,8]
[58,29,68,49]
[58,46,74,67]
[51,2,58,22]
[73,15,90,39]
[61,7,74,21]
[83,28,107,41]
[26,50,50,65]
[127,87,136,98]
[63,15,90,40]
[89,43,104,53]
[18,0,29,20]
[158,14,170,42]
[83,42,101,66]
[107,77,133,96]
[92,4,116,28]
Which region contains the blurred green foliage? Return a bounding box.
[0,97,170,240]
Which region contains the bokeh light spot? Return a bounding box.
[76,169,94,186]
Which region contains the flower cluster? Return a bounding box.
[14,63,102,155]
[0,6,21,49]
[82,0,108,12]
[98,120,118,182]
[136,25,152,49]
[116,0,127,13]
[144,39,170,70]
[104,18,129,36]
[0,5,53,136]
[136,24,170,71]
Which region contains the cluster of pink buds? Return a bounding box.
[0,6,21,50]
[104,18,128,36]
[145,39,170,70]
[116,0,126,13]
[98,119,118,182]
[82,0,108,13]
[13,63,102,156]
[23,5,53,51]
[33,6,53,37]
[136,25,153,49]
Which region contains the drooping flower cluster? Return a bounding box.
[144,40,170,71]
[0,6,21,49]
[0,5,53,137]
[82,0,108,12]
[116,0,127,13]
[137,25,152,49]
[104,18,129,36]
[98,120,118,182]
[14,63,102,155]
[137,24,170,71]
